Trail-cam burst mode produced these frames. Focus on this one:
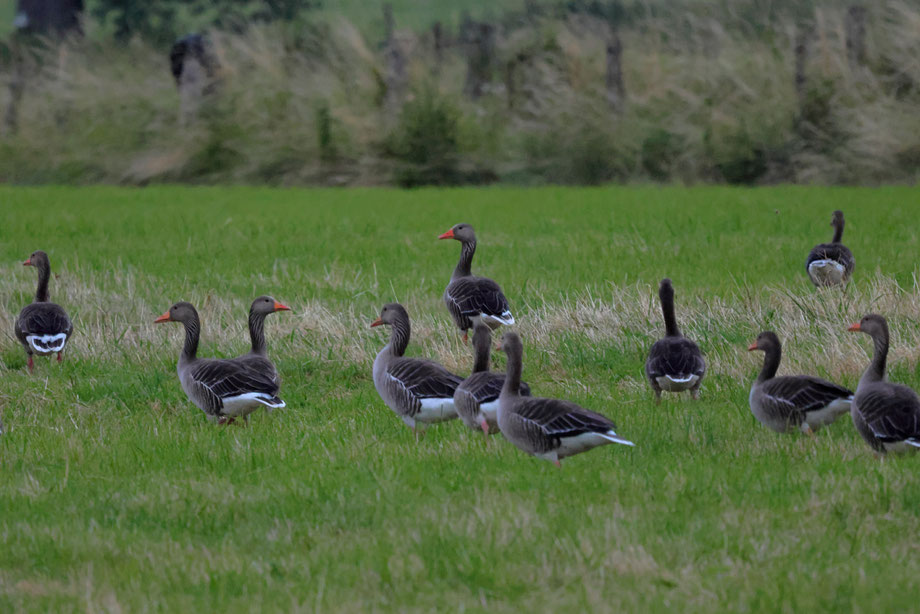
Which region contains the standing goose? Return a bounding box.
[238,295,291,411]
[15,250,73,373]
[848,314,920,453]
[747,331,852,434]
[155,302,286,424]
[439,223,514,341]
[496,332,634,466]
[371,303,463,435]
[806,210,854,286]
[645,278,705,402]
[454,323,532,434]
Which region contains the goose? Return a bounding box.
[439,223,513,341]
[848,314,920,454]
[454,323,532,434]
[496,331,634,466]
[155,301,286,424]
[15,250,73,372]
[747,331,852,434]
[806,210,854,286]
[371,303,463,435]
[645,278,705,402]
[237,295,290,412]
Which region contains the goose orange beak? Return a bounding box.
[747,341,758,351]
[848,322,861,332]
[154,311,171,323]
[370,317,383,328]
[22,259,31,266]
[438,228,454,240]
[274,301,291,312]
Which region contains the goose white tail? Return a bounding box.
[905,439,920,448]
[26,333,68,354]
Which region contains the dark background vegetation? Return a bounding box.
[0,0,918,187]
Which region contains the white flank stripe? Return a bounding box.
[599,431,635,447]
[417,398,458,423]
[220,392,285,417]
[478,399,500,422]
[481,311,515,326]
[26,333,68,354]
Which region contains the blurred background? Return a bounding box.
[0,0,918,187]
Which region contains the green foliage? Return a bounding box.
[386,87,462,187]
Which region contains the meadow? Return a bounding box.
[1,184,920,611]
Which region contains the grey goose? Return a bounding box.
[806,210,854,287]
[439,223,514,341]
[155,301,286,424]
[645,278,705,402]
[454,323,531,434]
[371,303,463,435]
[496,332,634,466]
[237,295,291,410]
[848,314,920,454]
[747,331,852,434]
[15,250,73,372]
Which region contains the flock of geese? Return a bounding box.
[11,212,920,460]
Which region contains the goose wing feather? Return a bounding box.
[445,276,511,324]
[855,383,920,442]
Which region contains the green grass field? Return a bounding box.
[2,185,920,611]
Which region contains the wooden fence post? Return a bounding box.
[461,19,495,99]
[605,31,626,111]
[794,23,813,112]
[383,4,407,113]
[844,6,867,71]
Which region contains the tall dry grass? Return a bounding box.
[0,1,918,185]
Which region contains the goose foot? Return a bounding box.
[553,459,562,468]
[218,416,237,426]
[690,389,700,400]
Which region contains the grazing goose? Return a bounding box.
[747,331,852,434]
[806,210,854,286]
[848,314,920,454]
[155,302,286,424]
[238,295,290,411]
[645,278,705,402]
[439,223,514,341]
[15,250,73,373]
[496,332,634,466]
[454,323,532,434]
[371,303,463,435]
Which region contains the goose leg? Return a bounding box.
[57,351,63,363]
[27,355,34,373]
[553,459,562,468]
[463,331,469,344]
[690,386,700,400]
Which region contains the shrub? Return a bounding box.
[386,87,462,187]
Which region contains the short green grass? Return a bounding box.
[2,185,920,612]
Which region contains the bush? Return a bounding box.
[386,88,462,187]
